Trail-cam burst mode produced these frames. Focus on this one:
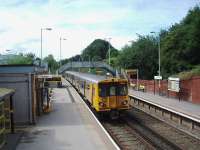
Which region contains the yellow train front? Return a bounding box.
[64,71,130,119]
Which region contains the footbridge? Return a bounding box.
[58,61,116,76]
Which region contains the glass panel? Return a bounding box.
[109,86,116,96]
[99,83,127,97]
[117,85,128,96]
[99,85,107,97]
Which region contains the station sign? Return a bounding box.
[154,76,162,80]
[168,77,180,92]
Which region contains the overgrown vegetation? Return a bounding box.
[174,65,200,79]
[159,6,200,77]
[5,53,58,74]
[7,53,36,65]
[116,36,158,79]
[43,54,58,73]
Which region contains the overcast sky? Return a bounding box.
[0,0,199,60]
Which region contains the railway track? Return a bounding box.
[101,116,184,150]
[102,119,155,150]
[126,108,200,150]
[101,108,200,150]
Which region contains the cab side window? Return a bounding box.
[99,86,107,97]
[109,86,116,96]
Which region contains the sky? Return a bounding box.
[0,0,199,60]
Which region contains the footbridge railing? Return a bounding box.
[58,61,116,76]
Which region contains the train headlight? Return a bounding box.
[99,102,106,107]
[121,100,128,105]
[101,98,107,102]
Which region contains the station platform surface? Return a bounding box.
[16,80,118,150]
[129,89,200,121]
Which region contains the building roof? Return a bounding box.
[0,64,47,74]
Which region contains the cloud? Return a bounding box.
[0,0,49,7]
[0,0,199,59]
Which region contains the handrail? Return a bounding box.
[58,61,116,75]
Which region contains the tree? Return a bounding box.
[7,53,35,65]
[117,36,158,79]
[81,39,118,62]
[43,54,58,73]
[161,6,200,77]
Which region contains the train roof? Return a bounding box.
[65,71,128,84]
[65,71,107,83]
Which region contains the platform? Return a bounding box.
[129,89,200,121]
[16,80,118,150]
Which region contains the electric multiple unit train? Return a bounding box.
[64,71,130,118]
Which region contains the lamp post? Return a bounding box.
[128,40,139,90]
[59,37,67,66]
[151,31,161,88]
[40,28,52,65]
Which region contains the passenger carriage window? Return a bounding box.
[117,85,128,96]
[99,84,127,96]
[99,84,110,97]
[110,86,116,96]
[99,85,107,97]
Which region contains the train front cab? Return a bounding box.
[94,79,129,113]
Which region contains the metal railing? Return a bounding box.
[58,61,116,75]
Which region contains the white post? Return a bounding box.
[108,38,111,65]
[40,28,52,65]
[60,37,62,66]
[151,31,161,88]
[40,28,43,65]
[59,37,66,67]
[137,69,139,90]
[158,34,161,88]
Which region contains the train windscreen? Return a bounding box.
[99,83,128,97]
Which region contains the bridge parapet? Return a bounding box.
[58,61,116,76]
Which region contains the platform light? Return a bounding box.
[40,27,52,65]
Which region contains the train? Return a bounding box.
[64,71,130,119]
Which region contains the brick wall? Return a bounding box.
[191,76,200,103]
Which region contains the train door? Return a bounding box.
[109,85,117,108]
[91,85,95,107]
[88,83,93,105]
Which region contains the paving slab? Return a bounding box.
[129,89,200,120]
[16,80,118,150]
[2,132,22,150]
